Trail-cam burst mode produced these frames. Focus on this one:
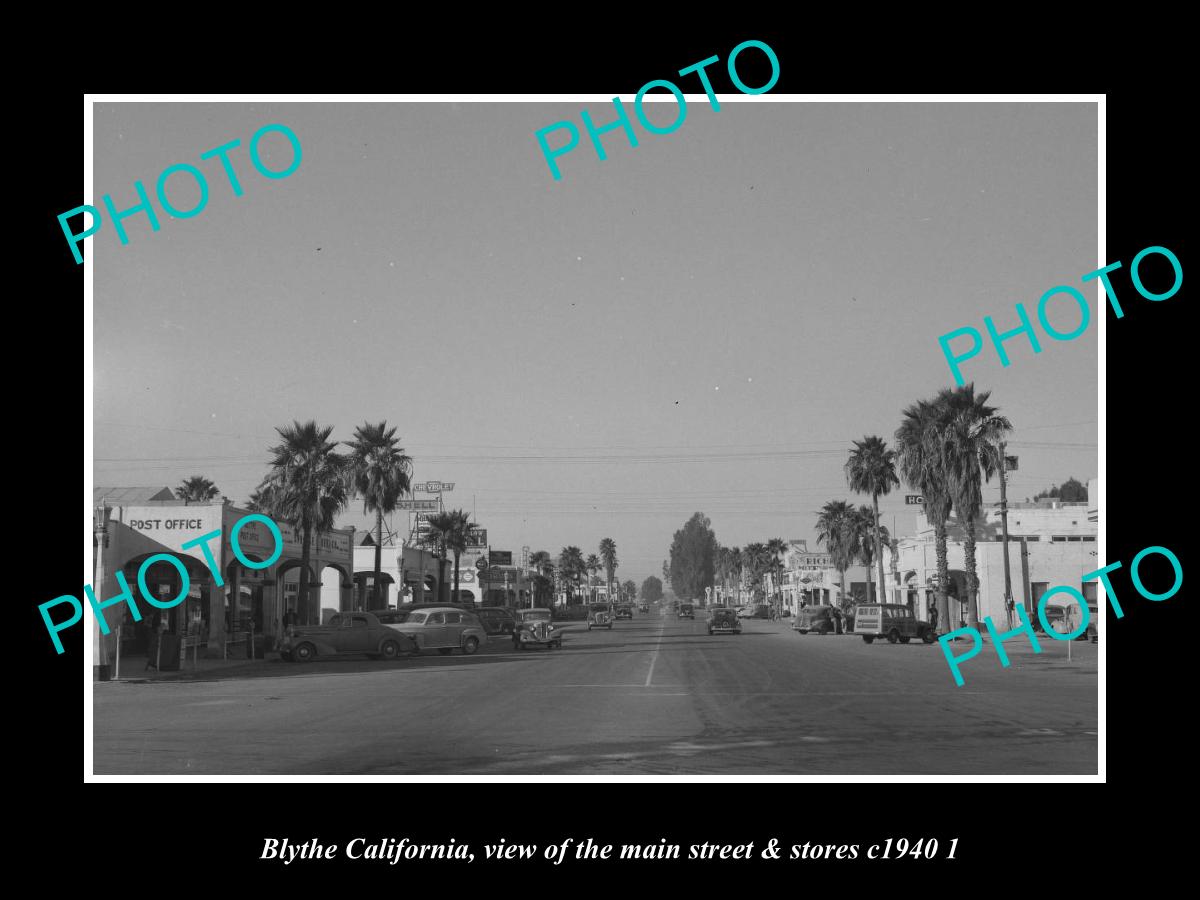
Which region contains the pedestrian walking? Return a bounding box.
[832,606,843,635]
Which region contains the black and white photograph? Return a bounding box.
[78,94,1110,779]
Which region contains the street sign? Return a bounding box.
[905,495,924,505]
[490,550,513,566]
[466,527,487,548]
[396,498,440,511]
[413,481,455,493]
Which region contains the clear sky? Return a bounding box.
[92,100,1098,587]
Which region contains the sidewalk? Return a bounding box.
[99,652,279,683]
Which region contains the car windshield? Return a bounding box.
[520,611,551,622]
[590,604,609,612]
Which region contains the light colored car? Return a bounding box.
[279,611,414,663]
[513,608,562,650]
[387,606,487,655]
[853,604,935,644]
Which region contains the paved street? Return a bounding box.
[93,612,1097,775]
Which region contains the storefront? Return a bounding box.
[92,493,355,666]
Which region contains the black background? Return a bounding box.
[25,22,1185,886]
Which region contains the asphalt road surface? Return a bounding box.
[93,612,1098,775]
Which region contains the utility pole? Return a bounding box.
[999,444,1016,629]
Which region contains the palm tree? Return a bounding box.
[847,506,878,606]
[175,475,219,504]
[257,421,350,625]
[560,546,586,606]
[932,384,1012,629]
[599,538,618,605]
[766,537,787,616]
[815,501,855,613]
[742,542,768,604]
[896,399,955,635]
[880,525,899,604]
[845,435,900,604]
[346,421,413,610]
[728,546,743,606]
[585,553,602,602]
[622,579,636,603]
[424,510,473,607]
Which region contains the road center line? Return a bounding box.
[645,616,665,687]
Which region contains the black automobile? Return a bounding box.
[475,607,517,635]
[615,604,634,620]
[678,603,695,620]
[707,608,741,635]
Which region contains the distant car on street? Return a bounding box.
[707,608,741,634]
[385,607,487,655]
[639,603,649,613]
[678,603,695,619]
[1041,602,1094,642]
[279,611,414,663]
[616,604,634,620]
[513,608,562,650]
[792,605,836,635]
[853,604,935,644]
[588,602,614,630]
[742,604,770,619]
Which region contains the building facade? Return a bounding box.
[886,493,1098,628]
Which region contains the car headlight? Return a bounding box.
[548,624,554,631]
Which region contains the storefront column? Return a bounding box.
[206,577,225,658]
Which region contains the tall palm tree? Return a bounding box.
[932,384,1013,629]
[599,538,618,605]
[847,506,878,606]
[742,542,767,604]
[815,501,855,613]
[766,537,787,616]
[880,525,899,604]
[424,510,473,607]
[896,399,955,635]
[175,475,219,504]
[257,421,350,625]
[585,553,602,602]
[346,421,413,610]
[728,546,743,606]
[560,546,586,606]
[845,435,900,604]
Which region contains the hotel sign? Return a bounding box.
[905,495,924,505]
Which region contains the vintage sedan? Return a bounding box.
[677,603,695,620]
[513,608,562,650]
[386,607,487,655]
[588,602,614,630]
[707,608,742,635]
[279,611,415,663]
[615,604,634,620]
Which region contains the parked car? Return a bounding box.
[513,608,562,650]
[1041,602,1094,642]
[853,604,936,644]
[792,605,836,635]
[385,607,487,655]
[588,602,614,630]
[616,604,634,620]
[1087,603,1098,642]
[678,603,695,619]
[707,608,742,635]
[475,606,517,635]
[735,605,753,619]
[279,611,415,663]
[743,604,770,619]
[639,603,649,613]
[375,602,475,626]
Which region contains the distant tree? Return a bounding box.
[345,420,412,609]
[622,579,637,603]
[424,510,473,608]
[1034,477,1088,502]
[175,475,219,504]
[844,435,899,604]
[669,512,718,600]
[641,576,664,604]
[559,546,586,604]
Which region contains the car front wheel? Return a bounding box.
[462,636,480,655]
[380,640,401,660]
[922,631,936,644]
[862,636,875,644]
[293,643,315,662]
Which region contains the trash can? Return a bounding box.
[158,632,182,671]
